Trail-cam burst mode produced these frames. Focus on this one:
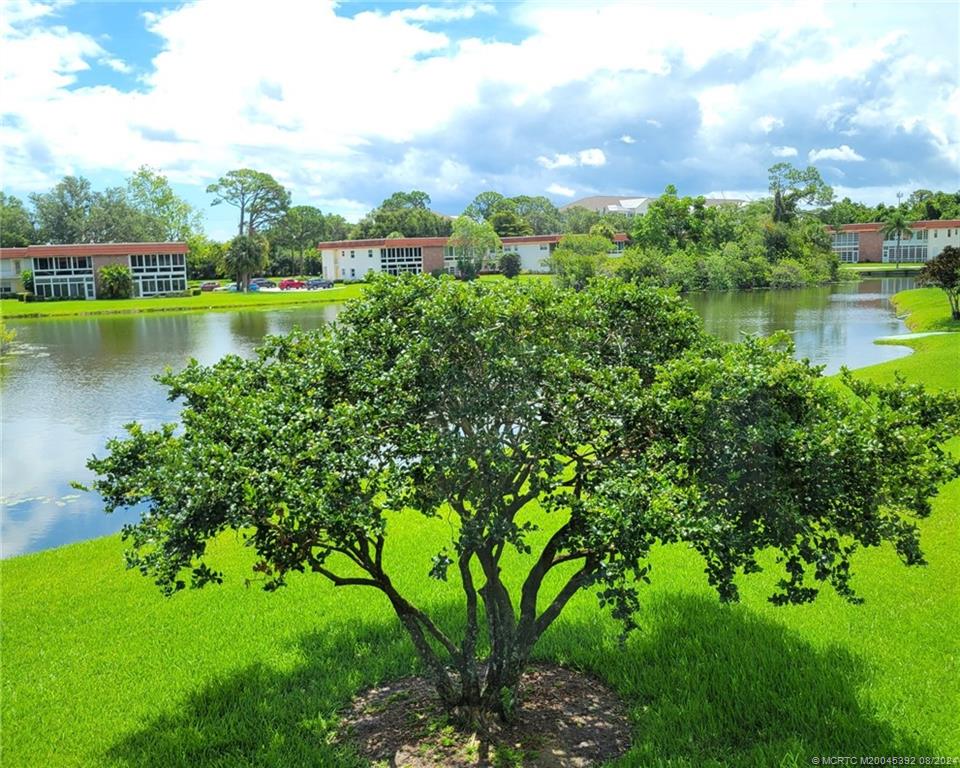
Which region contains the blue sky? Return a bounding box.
[1,0,958,240]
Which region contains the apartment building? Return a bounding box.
[0,242,188,299]
[318,233,629,280]
[827,220,960,263]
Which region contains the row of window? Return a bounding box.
[831,232,858,246]
[130,253,186,269]
[34,277,95,299]
[882,245,928,263]
[33,257,93,275]
[135,276,187,296]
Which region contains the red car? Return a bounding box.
[199,281,220,292]
[278,279,305,290]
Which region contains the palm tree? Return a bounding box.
[224,235,268,292]
[881,210,914,266]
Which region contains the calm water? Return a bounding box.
[1,278,912,558]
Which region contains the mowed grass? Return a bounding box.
[3,290,960,767]
[888,287,960,333]
[0,283,366,320]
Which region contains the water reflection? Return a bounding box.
[1,306,343,558]
[1,280,911,558]
[687,278,912,374]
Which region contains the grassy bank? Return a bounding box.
[0,284,366,320]
[887,287,960,332]
[2,286,959,767]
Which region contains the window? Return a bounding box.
[368,249,373,258]
[350,268,356,278]
[350,250,355,259]
[13,260,20,274]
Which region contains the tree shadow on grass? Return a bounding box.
[108,594,935,767]
[546,593,936,767]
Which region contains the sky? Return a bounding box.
[1,0,958,240]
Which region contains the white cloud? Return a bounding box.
[697,84,740,129]
[537,153,576,170]
[578,148,606,166]
[0,0,957,222]
[808,145,865,162]
[393,3,495,23]
[100,56,132,74]
[537,148,605,169]
[546,183,575,197]
[754,115,783,133]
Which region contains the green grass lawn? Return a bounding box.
[838,263,925,272]
[0,284,366,320]
[2,287,959,767]
[887,287,960,333]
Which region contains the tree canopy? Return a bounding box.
[351,191,452,239]
[0,192,36,247]
[207,169,290,237]
[86,275,959,729]
[918,245,960,320]
[448,217,501,279]
[224,234,268,290]
[768,163,833,223]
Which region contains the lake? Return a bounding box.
[1,278,914,558]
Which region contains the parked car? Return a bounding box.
[306,278,334,290]
[250,278,276,288]
[279,279,306,290]
[200,281,220,292]
[214,283,238,292]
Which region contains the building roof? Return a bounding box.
[561,194,745,213]
[317,233,629,250]
[560,196,651,213]
[0,242,188,260]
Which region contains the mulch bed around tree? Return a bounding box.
[337,663,631,767]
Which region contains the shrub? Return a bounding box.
[20,269,33,293]
[500,251,521,278]
[770,259,809,288]
[98,265,134,299]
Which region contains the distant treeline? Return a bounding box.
[3,163,956,286]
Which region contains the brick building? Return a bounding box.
[827,220,960,263]
[0,242,188,299]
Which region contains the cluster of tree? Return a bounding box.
[0,168,203,247]
[457,190,631,238]
[86,274,960,730]
[819,190,960,226]
[348,191,452,239]
[616,170,838,292]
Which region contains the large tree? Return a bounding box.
[448,217,501,279]
[511,195,562,235]
[207,169,290,237]
[917,245,960,320]
[768,163,833,223]
[462,191,507,222]
[127,166,202,240]
[269,205,327,276]
[30,176,95,243]
[0,193,36,247]
[352,191,452,239]
[86,187,154,243]
[86,276,959,730]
